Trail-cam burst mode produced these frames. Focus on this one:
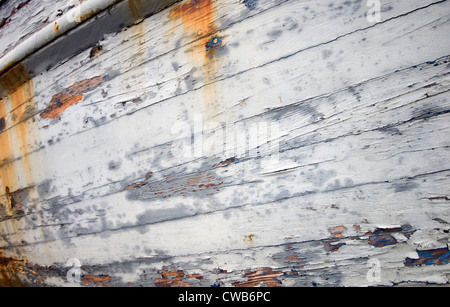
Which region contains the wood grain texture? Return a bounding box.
[0,0,449,287]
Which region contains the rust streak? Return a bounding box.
[170,0,215,32]
[0,65,43,255]
[169,0,217,55]
[0,253,29,287]
[169,0,222,120]
[0,66,38,211]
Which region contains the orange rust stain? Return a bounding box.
[232,268,283,288]
[77,9,95,23]
[170,0,216,38]
[53,22,59,33]
[81,274,112,287]
[0,69,36,199]
[0,66,43,251]
[40,76,104,119]
[0,253,29,287]
[169,0,222,120]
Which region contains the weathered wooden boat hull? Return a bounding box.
[0,0,449,287]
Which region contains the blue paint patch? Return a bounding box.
[205,36,223,51]
[368,233,397,248]
[404,248,450,266]
[243,0,258,9]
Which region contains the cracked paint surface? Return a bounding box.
[0,0,449,287]
[40,76,105,119]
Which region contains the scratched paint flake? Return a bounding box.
[40,76,105,119]
[404,248,450,267]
